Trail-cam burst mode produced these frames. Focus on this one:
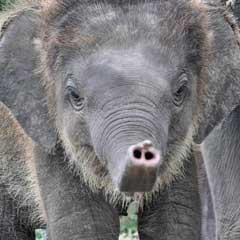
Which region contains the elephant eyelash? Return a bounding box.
[67,85,85,111]
[173,73,188,106]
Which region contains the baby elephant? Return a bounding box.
[1,0,240,239]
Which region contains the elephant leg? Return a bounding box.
[34,146,120,240]
[0,183,35,240]
[138,152,201,240]
[202,106,240,240]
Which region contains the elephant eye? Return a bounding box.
[67,86,85,111]
[173,76,188,106]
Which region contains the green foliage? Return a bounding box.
[35,229,47,240]
[119,202,139,239]
[0,0,16,11]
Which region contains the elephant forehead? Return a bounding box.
[80,48,175,92]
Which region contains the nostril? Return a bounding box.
[145,151,154,160]
[133,149,142,159]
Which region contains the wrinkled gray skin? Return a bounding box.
[200,1,240,240]
[195,148,216,240]
[202,106,240,240]
[1,0,240,239]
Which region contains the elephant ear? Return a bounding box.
[0,9,57,150]
[194,5,240,144]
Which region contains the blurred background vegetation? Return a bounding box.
[0,0,15,11]
[119,202,139,240]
